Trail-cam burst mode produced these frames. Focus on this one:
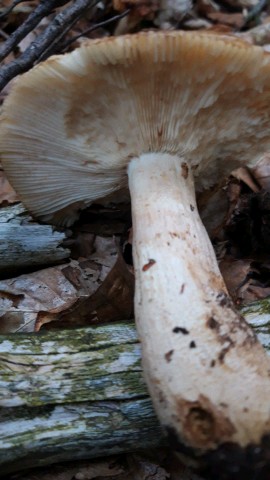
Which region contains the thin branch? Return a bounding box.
[62,9,131,51]
[0,0,70,63]
[0,29,9,40]
[0,0,97,92]
[37,0,100,62]
[0,0,26,21]
[240,0,268,30]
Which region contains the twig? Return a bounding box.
[37,0,100,61]
[0,0,97,92]
[0,29,9,40]
[0,0,26,21]
[61,9,130,50]
[240,0,267,30]
[0,0,70,63]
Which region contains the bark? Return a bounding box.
[0,204,70,277]
[0,305,269,474]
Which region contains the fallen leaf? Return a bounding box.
[0,263,79,333]
[196,0,220,18]
[219,256,252,301]
[126,453,170,480]
[207,11,244,28]
[40,251,134,330]
[231,166,260,192]
[0,234,134,332]
[220,256,270,305]
[113,0,159,17]
[7,458,124,480]
[252,154,270,191]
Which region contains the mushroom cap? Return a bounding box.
[1,31,270,225]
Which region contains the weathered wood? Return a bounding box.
[0,204,70,276]
[241,299,270,352]
[0,322,164,474]
[0,303,270,474]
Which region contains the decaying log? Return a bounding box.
[0,303,270,475]
[0,204,70,277]
[0,322,164,475]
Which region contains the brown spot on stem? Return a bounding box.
[207,316,219,329]
[217,291,233,308]
[190,204,195,211]
[180,283,185,294]
[186,408,215,442]
[173,395,236,449]
[218,339,234,363]
[181,162,189,179]
[142,259,156,271]
[173,326,189,334]
[165,349,174,362]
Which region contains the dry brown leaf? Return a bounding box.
[113,0,159,16]
[8,458,124,480]
[231,166,260,192]
[0,263,79,333]
[196,0,220,18]
[219,256,252,302]
[237,281,270,304]
[125,454,170,480]
[220,256,270,305]
[64,231,96,259]
[252,154,270,191]
[113,0,159,34]
[40,251,134,330]
[0,235,133,332]
[206,11,244,28]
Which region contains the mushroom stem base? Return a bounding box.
[128,152,270,454]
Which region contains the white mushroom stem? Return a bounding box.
[128,153,270,453]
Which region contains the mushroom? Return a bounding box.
[2,31,270,474]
